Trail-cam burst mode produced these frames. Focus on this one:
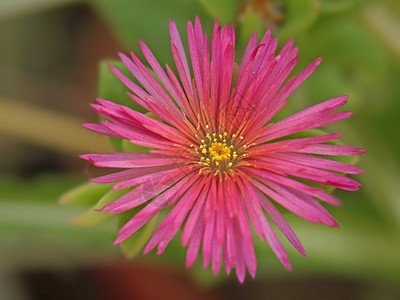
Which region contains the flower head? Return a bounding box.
[81,17,365,282]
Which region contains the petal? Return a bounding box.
[81,152,186,168]
[250,177,338,227]
[239,176,291,270]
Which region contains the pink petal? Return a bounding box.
[239,176,291,271]
[169,20,193,99]
[257,188,306,257]
[250,133,342,156]
[250,178,338,227]
[112,166,188,190]
[181,179,209,246]
[234,222,246,283]
[82,123,125,139]
[81,152,186,168]
[298,144,367,156]
[114,175,194,244]
[90,165,177,183]
[269,57,322,108]
[242,166,340,206]
[270,152,364,174]
[186,219,204,267]
[144,177,206,254]
[102,170,193,213]
[250,156,361,191]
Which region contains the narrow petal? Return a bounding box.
[169,20,193,99]
[112,166,188,190]
[181,178,209,246]
[234,222,246,283]
[101,170,193,213]
[81,152,186,168]
[297,144,367,156]
[256,188,306,257]
[113,177,187,244]
[242,166,340,206]
[269,57,322,108]
[239,176,291,270]
[144,177,206,254]
[82,123,125,139]
[250,156,362,191]
[250,178,338,227]
[269,152,365,174]
[186,219,205,267]
[90,165,177,184]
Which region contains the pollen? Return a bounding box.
[209,142,231,161]
[193,129,248,172]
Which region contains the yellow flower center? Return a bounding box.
[209,142,231,162]
[191,128,247,173]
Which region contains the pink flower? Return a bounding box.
[81,18,365,282]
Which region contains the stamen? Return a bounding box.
[192,130,248,172]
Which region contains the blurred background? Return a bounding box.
[1,0,400,299]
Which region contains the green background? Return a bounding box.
[0,0,399,299]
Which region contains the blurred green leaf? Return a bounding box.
[68,183,132,227]
[119,215,158,258]
[59,182,112,207]
[0,175,81,204]
[94,186,132,210]
[122,139,149,153]
[91,0,210,64]
[255,212,400,285]
[69,207,113,227]
[237,5,264,53]
[320,0,361,14]
[198,0,241,24]
[116,205,159,258]
[295,16,390,114]
[278,0,319,41]
[304,18,388,79]
[0,176,117,270]
[362,2,400,64]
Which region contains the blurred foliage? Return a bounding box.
[0,175,118,271]
[91,0,213,64]
[1,0,400,293]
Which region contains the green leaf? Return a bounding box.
[94,187,132,210]
[320,0,361,15]
[68,185,141,228]
[119,215,159,259]
[198,0,241,24]
[122,139,149,153]
[0,175,81,204]
[304,19,388,79]
[296,17,390,113]
[116,206,160,259]
[91,0,211,65]
[278,0,319,40]
[69,207,113,227]
[59,182,113,207]
[69,187,132,227]
[237,5,264,54]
